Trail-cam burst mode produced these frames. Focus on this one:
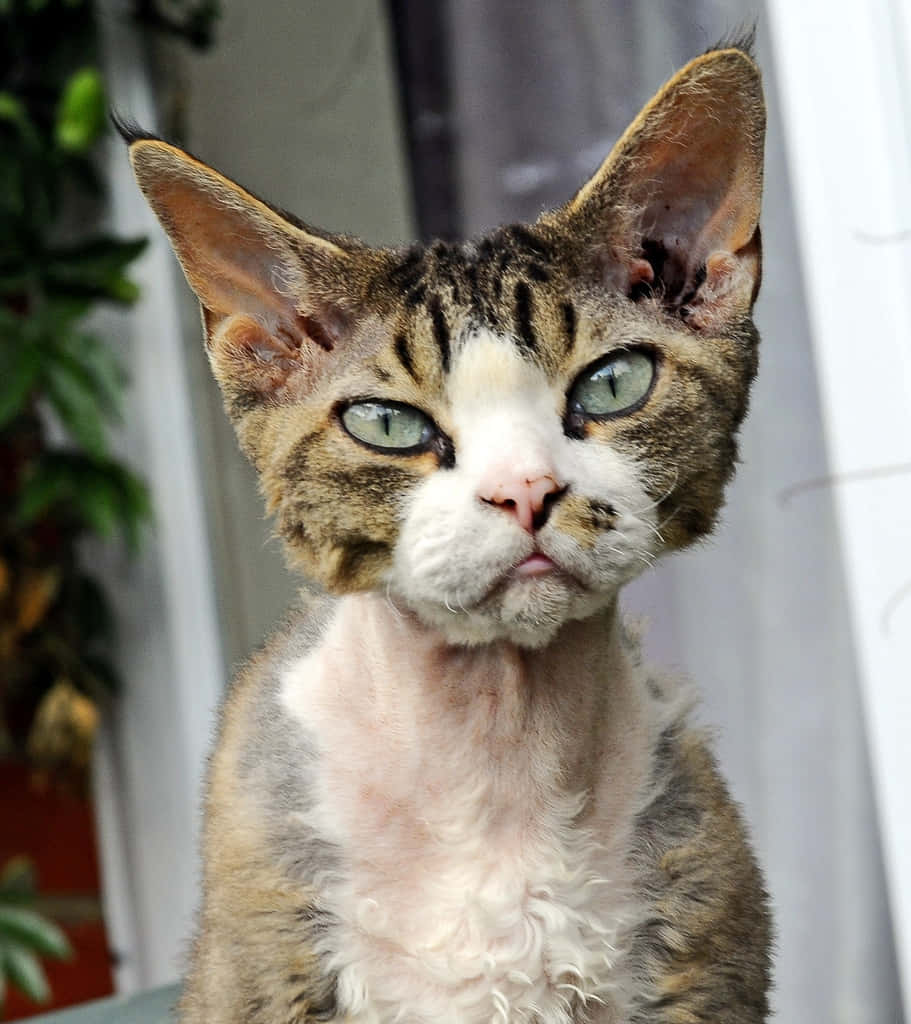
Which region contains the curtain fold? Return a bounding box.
[413,3,904,1020]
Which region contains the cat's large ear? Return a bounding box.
[553,45,765,329]
[122,127,372,408]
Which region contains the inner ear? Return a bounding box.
[556,47,765,327]
[205,304,353,403]
[126,135,363,400]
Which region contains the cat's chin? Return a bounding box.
[397,575,615,650]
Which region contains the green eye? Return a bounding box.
[341,400,435,452]
[570,349,655,417]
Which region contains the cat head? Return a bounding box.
[123,44,764,648]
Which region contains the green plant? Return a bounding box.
[0,858,72,1013]
[0,0,219,783]
[0,0,219,1015]
[0,0,149,782]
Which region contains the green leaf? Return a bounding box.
[0,93,26,125]
[0,344,43,429]
[17,453,152,547]
[117,467,153,551]
[16,460,74,525]
[58,331,126,421]
[1,940,50,1004]
[0,91,41,149]
[45,357,109,456]
[39,296,94,332]
[74,473,120,537]
[0,907,71,960]
[43,235,147,304]
[55,67,106,153]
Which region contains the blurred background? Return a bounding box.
[2,1,909,1021]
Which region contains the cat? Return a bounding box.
[120,37,771,1024]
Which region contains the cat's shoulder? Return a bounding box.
[206,590,336,816]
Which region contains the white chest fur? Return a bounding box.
[280,596,663,1024]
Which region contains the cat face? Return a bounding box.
[122,45,765,647]
[388,324,668,648]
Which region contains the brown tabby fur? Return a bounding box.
[123,39,771,1022]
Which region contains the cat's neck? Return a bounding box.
[307,593,654,807]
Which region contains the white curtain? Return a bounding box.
[445,3,902,1021]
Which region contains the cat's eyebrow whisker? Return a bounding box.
[629,467,680,515]
[655,504,681,534]
[639,520,667,545]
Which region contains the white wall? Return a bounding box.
[767,1,911,1012]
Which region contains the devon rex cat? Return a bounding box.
[121,37,771,1024]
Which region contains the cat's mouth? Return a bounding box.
[495,549,585,594]
[513,553,559,577]
[457,550,582,611]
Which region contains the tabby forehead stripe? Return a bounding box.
[514,279,537,353]
[509,225,552,261]
[387,249,424,290]
[464,262,479,306]
[562,301,577,353]
[428,293,451,373]
[526,262,550,282]
[394,333,419,381]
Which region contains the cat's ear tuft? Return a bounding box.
[126,137,361,403]
[555,47,765,328]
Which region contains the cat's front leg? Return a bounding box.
[626,732,771,1023]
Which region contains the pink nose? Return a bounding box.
[479,473,566,533]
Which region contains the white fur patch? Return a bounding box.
[280,597,678,1024]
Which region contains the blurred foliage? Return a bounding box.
[0,0,219,790]
[0,857,73,1014]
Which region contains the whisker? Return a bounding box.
[654,504,681,534]
[616,466,680,517]
[639,520,666,545]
